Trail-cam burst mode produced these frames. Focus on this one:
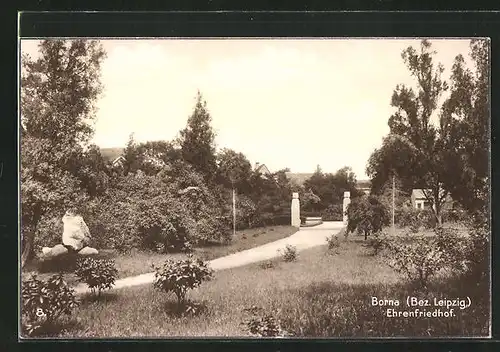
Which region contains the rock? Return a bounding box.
[42,244,69,258]
[78,247,99,255]
[62,210,91,251]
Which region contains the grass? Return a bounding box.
[22,223,489,338]
[32,229,489,338]
[22,225,297,285]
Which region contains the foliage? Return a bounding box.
[384,235,453,288]
[346,196,390,240]
[21,273,79,336]
[216,148,253,192]
[74,257,118,297]
[320,204,343,221]
[121,135,181,176]
[153,255,213,306]
[259,260,276,270]
[81,167,231,252]
[278,278,489,338]
[21,39,106,266]
[178,91,218,183]
[440,39,489,215]
[366,40,453,226]
[303,165,363,212]
[241,306,289,337]
[279,244,298,262]
[326,234,341,254]
[365,232,387,256]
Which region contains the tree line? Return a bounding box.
[20,39,362,266]
[367,39,489,225]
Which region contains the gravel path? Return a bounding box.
[73,221,344,295]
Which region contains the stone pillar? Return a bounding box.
[343,191,351,224]
[291,192,300,228]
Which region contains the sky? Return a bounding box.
[20,38,476,179]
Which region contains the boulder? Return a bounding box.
[78,247,99,255]
[61,211,91,251]
[41,244,69,258]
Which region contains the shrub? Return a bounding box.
[441,208,468,223]
[21,273,79,336]
[365,232,387,256]
[32,213,65,255]
[346,196,389,240]
[384,237,449,288]
[241,306,289,337]
[74,257,118,297]
[195,215,232,246]
[326,234,341,253]
[464,217,489,282]
[395,207,420,228]
[320,204,343,221]
[259,260,275,270]
[153,255,213,307]
[279,245,298,262]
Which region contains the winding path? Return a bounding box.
[73,221,344,295]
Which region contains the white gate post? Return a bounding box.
[343,191,351,224]
[291,192,300,228]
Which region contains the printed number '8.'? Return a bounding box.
[36,308,46,318]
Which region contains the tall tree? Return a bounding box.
[179,91,217,183]
[20,40,106,266]
[440,39,490,215]
[367,40,451,225]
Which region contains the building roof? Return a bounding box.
[412,188,453,202]
[101,147,124,162]
[255,163,272,175]
[412,189,428,200]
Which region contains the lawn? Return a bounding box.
[45,229,489,338]
[22,225,298,285]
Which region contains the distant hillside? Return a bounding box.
[285,172,313,186]
[100,147,124,162]
[285,172,371,189]
[357,179,371,188]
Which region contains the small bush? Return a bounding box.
[326,234,341,254]
[74,257,118,297]
[279,245,298,262]
[384,237,448,288]
[259,260,275,270]
[21,273,79,336]
[153,255,213,307]
[241,306,289,337]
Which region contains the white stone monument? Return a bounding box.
[343,191,351,224]
[291,192,300,228]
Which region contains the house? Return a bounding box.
[111,155,126,167]
[254,162,272,178]
[411,189,454,210]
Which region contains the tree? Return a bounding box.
[179,91,217,183]
[216,148,253,193]
[121,135,181,176]
[367,40,451,225]
[346,195,390,240]
[440,39,489,215]
[20,40,106,266]
[303,165,363,212]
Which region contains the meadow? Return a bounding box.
[43,226,488,338]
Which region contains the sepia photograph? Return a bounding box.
[19,38,491,339]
